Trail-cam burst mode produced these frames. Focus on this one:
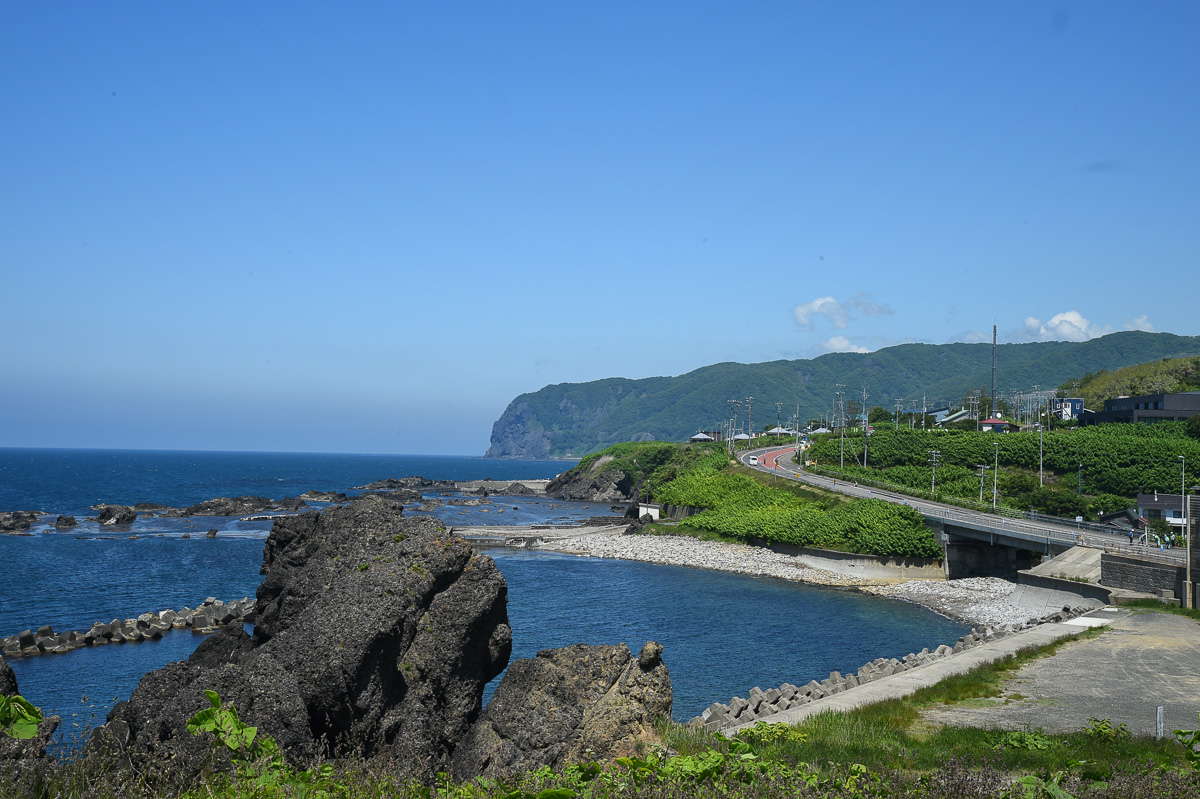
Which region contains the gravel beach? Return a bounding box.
[537,530,1083,626]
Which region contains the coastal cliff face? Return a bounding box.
[485,332,1200,458]
[95,495,512,772]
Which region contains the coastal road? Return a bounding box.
[740,445,1186,568]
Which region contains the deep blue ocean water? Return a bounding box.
[0,448,968,748]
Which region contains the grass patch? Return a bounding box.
[1120,598,1200,622]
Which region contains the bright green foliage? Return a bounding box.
[809,424,1200,510]
[0,694,43,740]
[1063,355,1200,410]
[654,463,939,556]
[994,730,1056,752]
[1082,717,1131,742]
[187,690,287,786]
[1176,713,1200,770]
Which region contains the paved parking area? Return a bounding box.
[920,610,1200,737]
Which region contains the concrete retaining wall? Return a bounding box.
[1101,553,1184,598]
[1016,570,1115,604]
[749,541,945,580]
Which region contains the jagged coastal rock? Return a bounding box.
[94,495,512,773]
[164,496,305,517]
[0,654,16,696]
[94,505,138,525]
[0,511,39,534]
[451,641,671,780]
[53,515,77,529]
[546,460,635,503]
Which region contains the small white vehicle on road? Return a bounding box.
[747,456,758,466]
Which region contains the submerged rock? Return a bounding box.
[450,641,671,780]
[95,494,512,774]
[54,515,77,529]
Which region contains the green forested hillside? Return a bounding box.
[1061,354,1200,409]
[487,331,1200,458]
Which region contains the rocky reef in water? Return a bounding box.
[89,494,669,778]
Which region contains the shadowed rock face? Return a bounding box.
[545,468,635,503]
[96,495,512,774]
[0,653,60,765]
[450,641,671,780]
[0,654,16,697]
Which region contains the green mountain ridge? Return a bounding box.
[485,331,1200,458]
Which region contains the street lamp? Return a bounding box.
[1078,463,1083,496]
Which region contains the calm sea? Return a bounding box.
[0,448,967,747]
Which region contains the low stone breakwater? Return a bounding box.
[689,604,1094,732]
[1,596,255,659]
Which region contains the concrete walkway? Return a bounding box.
[728,609,1125,733]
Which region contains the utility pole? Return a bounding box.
[775,402,783,434]
[895,398,902,430]
[745,396,754,441]
[1039,422,1044,487]
[1180,456,1189,608]
[861,386,870,469]
[991,324,998,416]
[929,450,941,497]
[993,442,1000,511]
[922,391,927,430]
[977,464,988,502]
[836,385,845,470]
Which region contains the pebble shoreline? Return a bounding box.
[537,531,1057,626]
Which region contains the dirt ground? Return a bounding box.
[919,610,1200,737]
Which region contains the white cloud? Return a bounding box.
[792,292,892,330]
[821,335,872,353]
[793,296,850,329]
[1123,314,1156,333]
[1021,311,1112,342]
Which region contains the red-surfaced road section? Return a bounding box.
[757,447,795,470]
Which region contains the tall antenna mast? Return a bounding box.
[991,324,998,417]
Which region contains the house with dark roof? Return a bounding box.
[1083,391,1200,426]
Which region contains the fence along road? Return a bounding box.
[745,445,1185,568]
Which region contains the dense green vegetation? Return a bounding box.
[488,331,1200,458]
[1061,354,1200,410]
[570,441,941,557]
[807,424,1200,519]
[7,636,1198,797]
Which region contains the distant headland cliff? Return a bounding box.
[485,331,1200,459]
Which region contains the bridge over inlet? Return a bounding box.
[746,446,1188,586]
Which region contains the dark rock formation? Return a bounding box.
[54,515,77,529]
[546,465,635,503]
[95,495,511,775]
[0,511,38,533]
[298,490,350,503]
[500,482,536,496]
[165,496,280,517]
[95,505,138,526]
[0,653,60,765]
[0,654,16,696]
[355,477,455,492]
[362,488,423,504]
[451,641,671,780]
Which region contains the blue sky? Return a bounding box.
[3,2,1197,456]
